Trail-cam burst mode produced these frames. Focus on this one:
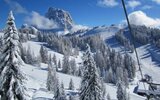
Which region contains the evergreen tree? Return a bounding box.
[123,69,129,88]
[19,32,28,43]
[68,78,74,90]
[69,95,74,100]
[62,54,71,74]
[70,59,77,75]
[51,80,67,100]
[34,54,41,67]
[116,67,124,83]
[0,11,26,100]
[117,81,127,100]
[80,44,103,100]
[54,80,65,100]
[26,45,34,64]
[46,55,58,93]
[40,45,48,63]
[60,82,67,100]
[52,54,57,68]
[0,36,4,52]
[107,93,111,100]
[20,45,27,63]
[37,32,43,42]
[77,67,82,77]
[101,80,106,99]
[58,60,61,69]
[105,68,114,83]
[124,53,136,79]
[54,85,61,100]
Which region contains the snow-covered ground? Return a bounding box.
[105,31,160,83]
[1,29,155,99]
[104,28,160,99]
[23,41,82,67]
[21,40,146,100]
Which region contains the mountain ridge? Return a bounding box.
[45,7,74,30]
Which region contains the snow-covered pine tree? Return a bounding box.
[77,67,82,77]
[107,93,111,100]
[60,82,67,100]
[54,80,66,100]
[80,44,103,100]
[40,45,48,63]
[101,79,106,99]
[62,54,71,74]
[116,67,124,83]
[0,36,4,52]
[54,79,61,100]
[69,95,75,100]
[52,54,57,67]
[46,54,58,93]
[117,81,127,100]
[20,45,27,63]
[37,32,43,42]
[70,59,76,75]
[19,32,28,43]
[123,69,129,88]
[0,11,26,100]
[26,45,34,64]
[58,60,61,69]
[54,81,67,100]
[105,67,114,83]
[68,78,74,90]
[124,53,136,79]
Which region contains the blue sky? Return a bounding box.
[0,0,160,29]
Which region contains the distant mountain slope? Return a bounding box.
[69,25,121,39]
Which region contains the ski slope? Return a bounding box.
[105,30,160,83]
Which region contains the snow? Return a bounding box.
[32,89,53,100]
[23,41,82,67]
[82,25,120,40]
[0,32,4,37]
[134,44,160,83]
[1,25,157,99]
[103,26,160,99]
[100,25,160,83]
[22,62,145,100]
[21,40,146,100]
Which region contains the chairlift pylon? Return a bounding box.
[120,0,160,99]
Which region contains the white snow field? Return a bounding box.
[21,40,146,100]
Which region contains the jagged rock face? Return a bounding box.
[45,7,74,30]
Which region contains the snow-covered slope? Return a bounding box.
[23,41,82,65]
[21,40,145,100]
[2,23,159,99]
[104,26,160,87]
[72,25,121,40]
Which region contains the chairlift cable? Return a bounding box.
[120,0,149,99]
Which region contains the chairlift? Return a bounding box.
[121,0,160,99]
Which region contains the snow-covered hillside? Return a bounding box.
[21,40,145,100]
[104,28,160,83]
[1,23,160,99]
[72,25,121,40]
